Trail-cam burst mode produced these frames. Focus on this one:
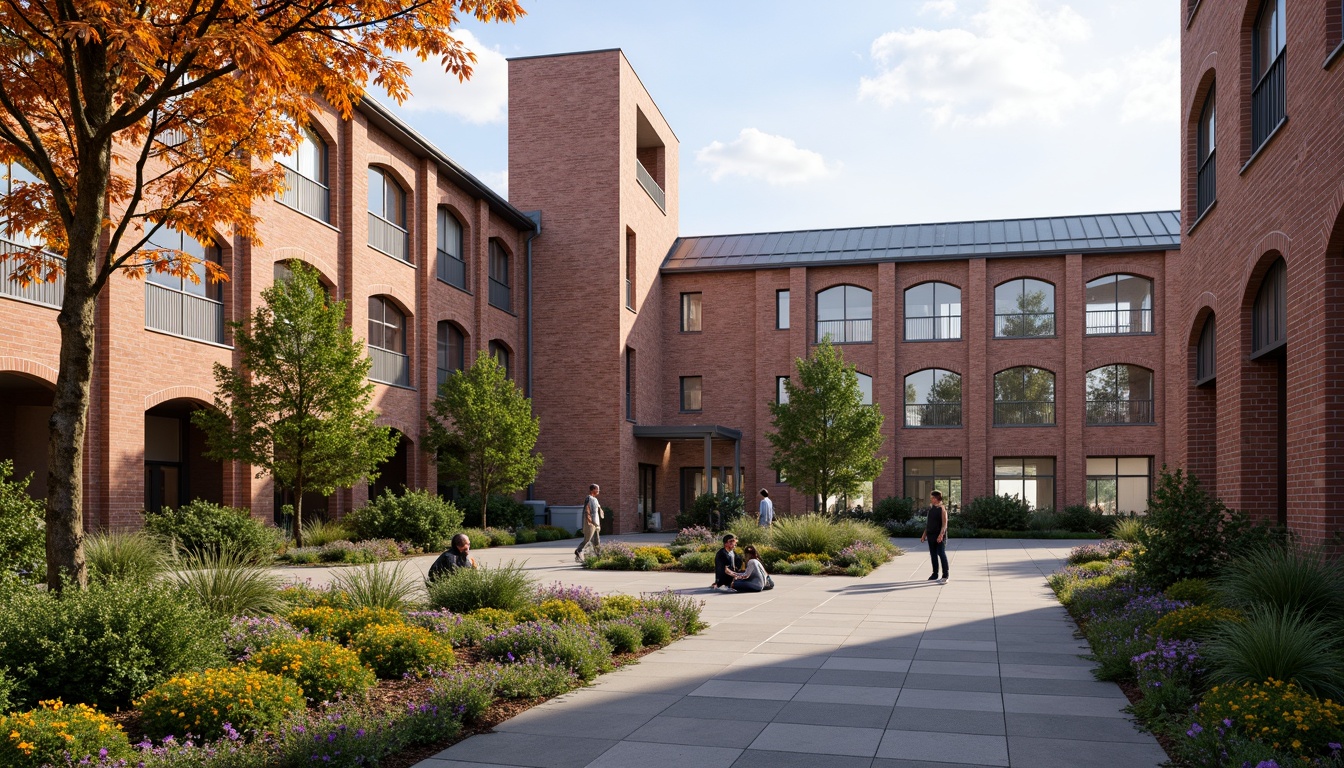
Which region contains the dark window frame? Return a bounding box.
[815,284,873,344]
[436,321,465,390]
[904,368,963,428]
[1195,313,1217,386]
[1085,274,1154,335]
[992,456,1057,511]
[776,289,790,330]
[1196,88,1217,217]
[1086,456,1153,514]
[1252,258,1286,358]
[903,457,963,512]
[904,281,962,341]
[992,366,1056,426]
[1085,364,1156,425]
[367,296,406,354]
[679,375,703,412]
[994,278,1056,338]
[436,208,467,291]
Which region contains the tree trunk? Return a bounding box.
[480,492,488,531]
[293,483,305,549]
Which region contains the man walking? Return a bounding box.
[574,483,603,562]
[758,489,774,527]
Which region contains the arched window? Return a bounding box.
[489,340,511,379]
[994,279,1055,338]
[1251,0,1286,151]
[367,296,409,386]
[905,369,962,427]
[437,321,465,390]
[856,372,873,405]
[367,167,409,263]
[144,228,223,344]
[273,260,331,301]
[904,282,961,341]
[437,208,466,290]
[816,285,872,343]
[1196,87,1216,217]
[488,240,511,312]
[1252,258,1286,357]
[277,124,329,222]
[1085,274,1153,335]
[993,367,1055,425]
[1196,313,1217,386]
[1086,364,1155,425]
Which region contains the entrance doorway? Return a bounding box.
[638,464,656,531]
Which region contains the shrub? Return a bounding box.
[1066,540,1129,565]
[251,639,376,703]
[345,488,464,550]
[467,607,520,631]
[756,546,788,570]
[1133,468,1259,588]
[873,496,916,525]
[592,594,641,621]
[1110,515,1147,544]
[1191,680,1344,763]
[634,546,675,564]
[136,667,304,739]
[300,517,353,547]
[640,589,705,636]
[514,528,538,544]
[786,559,825,575]
[485,527,516,547]
[535,582,601,613]
[628,610,674,646]
[311,538,402,564]
[770,514,847,555]
[834,541,892,569]
[726,518,770,549]
[1084,592,1190,680]
[426,561,537,613]
[518,599,589,626]
[583,541,638,570]
[488,658,580,699]
[1059,504,1110,534]
[677,491,745,530]
[405,611,490,648]
[1150,605,1243,641]
[84,530,168,583]
[143,499,282,559]
[426,667,495,723]
[331,561,419,611]
[0,668,13,712]
[0,700,132,768]
[960,494,1031,531]
[458,527,491,549]
[276,581,347,611]
[223,615,306,662]
[1216,544,1344,617]
[845,563,873,577]
[672,526,716,547]
[351,623,457,678]
[0,578,225,709]
[886,517,927,538]
[676,550,716,572]
[172,545,285,617]
[833,518,895,550]
[597,620,644,654]
[0,462,43,583]
[480,621,613,680]
[285,606,405,645]
[1165,578,1217,605]
[1130,638,1204,722]
[534,525,574,542]
[1203,606,1344,700]
[1061,574,1141,617]
[457,493,532,530]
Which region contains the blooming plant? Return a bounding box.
[405,610,490,647]
[222,615,306,662]
[1184,680,1344,764]
[136,667,304,739]
[672,526,716,547]
[466,607,519,631]
[0,699,132,768]
[517,599,590,625]
[597,619,644,653]
[250,639,376,704]
[535,582,602,613]
[627,610,675,646]
[1083,592,1190,680]
[1150,605,1244,641]
[633,546,676,564]
[833,541,892,569]
[1066,539,1130,565]
[350,623,456,679]
[480,621,614,681]
[285,606,404,645]
[591,594,642,621]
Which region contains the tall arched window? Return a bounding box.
[437,208,466,290]
[993,367,1055,425]
[145,228,223,344]
[905,369,962,427]
[816,285,872,343]
[1085,274,1153,335]
[904,282,961,341]
[1196,313,1217,386]
[437,321,465,390]
[1086,364,1155,425]
[488,240,511,312]
[368,168,409,263]
[1196,87,1216,217]
[489,340,511,379]
[1251,0,1286,151]
[1252,258,1286,357]
[368,296,409,386]
[277,124,329,222]
[994,279,1055,338]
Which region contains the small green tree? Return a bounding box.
[1134,467,1256,587]
[0,460,45,580]
[193,263,397,547]
[427,354,543,529]
[767,340,886,513]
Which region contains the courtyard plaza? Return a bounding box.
[273,535,1166,768]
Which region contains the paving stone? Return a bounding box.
[1002,693,1130,718]
[794,683,903,707]
[896,688,1004,712]
[808,669,908,688]
[902,673,1002,693]
[690,679,803,700]
[626,716,767,748]
[774,700,896,728]
[732,751,874,768]
[1005,736,1167,767]
[586,740,742,768]
[876,730,1009,766]
[659,695,787,722]
[1000,676,1126,697]
[749,722,885,757]
[431,733,618,768]
[888,705,1007,735]
[1006,713,1153,743]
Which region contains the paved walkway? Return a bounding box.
[277,536,1167,768]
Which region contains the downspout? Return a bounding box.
[524,210,541,500]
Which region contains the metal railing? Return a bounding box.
[636,160,665,211]
[369,345,409,387]
[994,312,1055,337]
[1085,308,1153,335]
[1086,399,1154,425]
[437,248,466,290]
[0,239,63,308]
[905,315,961,341]
[904,403,963,427]
[145,282,224,343]
[1196,149,1216,217]
[368,213,409,263]
[1252,50,1286,150]
[993,401,1055,426]
[488,277,511,312]
[816,318,872,344]
[279,167,330,223]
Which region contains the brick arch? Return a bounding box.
[271,247,338,287]
[366,284,415,318]
[297,112,338,152]
[1188,295,1218,345]
[1083,269,1157,285]
[990,361,1056,377]
[367,160,414,199]
[899,364,962,379]
[0,357,58,386]
[144,385,216,410]
[992,275,1056,290]
[374,417,417,442]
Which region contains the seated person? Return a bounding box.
[711,534,740,590]
[730,546,771,592]
[427,533,477,582]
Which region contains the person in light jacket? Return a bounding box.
[574,483,603,562]
[730,545,772,592]
[758,489,775,527]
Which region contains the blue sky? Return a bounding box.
[378,0,1180,236]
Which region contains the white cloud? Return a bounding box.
[395,29,508,124]
[696,128,832,185]
[919,1,957,17]
[1120,36,1178,124]
[479,170,508,197]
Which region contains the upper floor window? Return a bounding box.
[1,162,43,248]
[144,227,224,344]
[1196,88,1216,218]
[277,124,329,223]
[626,229,637,311]
[488,240,511,312]
[1086,364,1155,425]
[1251,0,1287,151]
[437,209,466,291]
[367,167,409,263]
[625,347,636,420]
[1252,258,1286,358]
[816,285,872,344]
[777,376,789,404]
[994,279,1055,338]
[1196,313,1217,386]
[776,289,790,330]
[681,292,702,332]
[1085,274,1153,335]
[437,321,465,390]
[367,296,405,354]
[905,369,962,427]
[904,282,961,341]
[490,340,511,379]
[680,376,702,412]
[857,372,874,406]
[993,366,1055,426]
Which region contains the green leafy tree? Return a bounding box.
[767,340,886,513]
[427,354,543,529]
[193,263,397,547]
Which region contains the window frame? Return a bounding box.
[1251,258,1286,358]
[994,278,1056,338]
[1086,456,1152,514]
[776,376,789,405]
[489,340,511,379]
[680,292,703,333]
[856,372,873,406]
[904,368,963,428]
[436,208,467,291]
[1195,313,1217,386]
[1084,274,1154,336]
[1085,364,1156,425]
[815,284,873,344]
[625,346,636,421]
[992,457,1056,511]
[436,321,465,389]
[679,375,703,412]
[776,289,790,330]
[903,281,962,341]
[367,296,406,354]
[366,167,406,228]
[903,458,963,511]
[1196,88,1217,218]
[992,366,1056,426]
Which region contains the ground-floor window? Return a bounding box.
[679,466,738,512]
[904,458,962,511]
[993,457,1055,510]
[1086,457,1151,513]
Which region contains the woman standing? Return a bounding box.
[921,490,949,582]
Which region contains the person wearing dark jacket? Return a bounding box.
[711,534,740,590]
[428,533,477,582]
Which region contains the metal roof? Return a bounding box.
[662,211,1181,273]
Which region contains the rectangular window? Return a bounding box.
[680,376,702,412]
[626,229,637,311]
[1086,457,1151,514]
[903,458,962,511]
[776,376,789,404]
[625,347,636,421]
[776,290,790,330]
[681,292,702,332]
[993,457,1055,510]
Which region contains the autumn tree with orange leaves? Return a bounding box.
[0,0,525,589]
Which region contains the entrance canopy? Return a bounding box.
[633,424,743,498]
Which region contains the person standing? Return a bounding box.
[921,490,949,581]
[711,534,740,590]
[427,533,477,582]
[574,483,603,563]
[758,489,775,527]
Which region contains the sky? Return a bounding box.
[376,0,1181,237]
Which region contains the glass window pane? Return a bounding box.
[905,370,932,404]
[847,286,872,320]
[905,458,935,476]
[906,283,935,319]
[857,373,873,405]
[817,287,844,321]
[1118,457,1151,475]
[681,377,702,411]
[995,478,1024,498]
[1118,476,1151,513]
[1031,478,1055,510]
[777,376,789,404]
[439,210,461,257]
[1089,478,1117,511]
[682,293,702,331]
[1085,275,1117,310]
[1023,279,1055,312]
[935,458,962,475]
[1087,457,1117,475]
[994,281,1021,316]
[1025,457,1054,476]
[777,290,790,329]
[994,458,1023,477]
[367,168,383,216]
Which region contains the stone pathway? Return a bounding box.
[277,536,1166,768]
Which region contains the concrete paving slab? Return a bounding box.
[585,740,741,768]
[1005,736,1167,767]
[626,716,767,748]
[888,705,1007,735]
[749,722,885,757]
[901,673,1002,693]
[689,679,803,700]
[794,683,904,707]
[877,730,1010,766]
[774,700,895,728]
[896,688,1004,712]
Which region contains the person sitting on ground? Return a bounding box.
[730,545,772,592]
[711,534,740,590]
[428,533,477,582]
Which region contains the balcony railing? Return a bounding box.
[488,277,511,312]
[437,249,467,290]
[1252,50,1286,151]
[905,403,963,428]
[635,160,665,212]
[369,346,409,387]
[278,167,330,223]
[0,239,63,309]
[993,401,1055,426]
[1086,399,1154,425]
[1196,149,1216,217]
[145,282,224,344]
[368,213,410,263]
[1085,308,1153,335]
[816,318,873,344]
[995,312,1055,338]
[905,315,961,341]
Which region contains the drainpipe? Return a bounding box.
[524,210,541,500]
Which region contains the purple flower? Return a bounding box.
[1187,723,1203,738]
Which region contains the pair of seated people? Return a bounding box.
[711,534,772,592]
[427,533,477,582]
